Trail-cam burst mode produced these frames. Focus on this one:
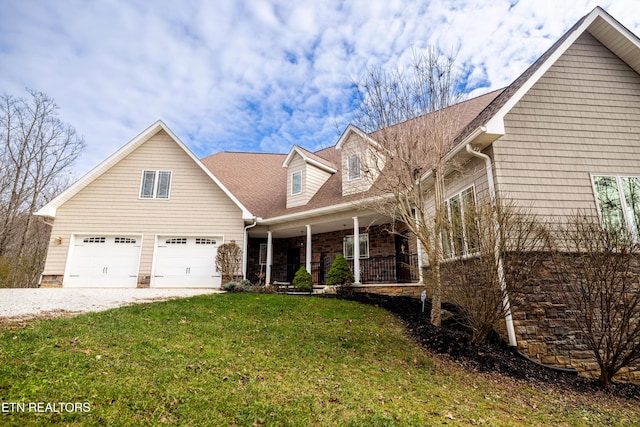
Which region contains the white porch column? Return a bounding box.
[414,214,425,284]
[305,224,312,273]
[265,231,273,285]
[353,216,360,284]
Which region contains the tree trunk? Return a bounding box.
[430,166,445,326]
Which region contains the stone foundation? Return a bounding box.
[512,254,640,383]
[350,283,424,298]
[137,276,150,288]
[40,275,63,288]
[421,252,640,383]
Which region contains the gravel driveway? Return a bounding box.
[0,288,223,322]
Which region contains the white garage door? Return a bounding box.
[153,236,221,288]
[66,235,141,287]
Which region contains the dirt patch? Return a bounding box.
[336,292,640,401]
[0,310,81,329]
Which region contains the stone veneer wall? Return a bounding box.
[512,254,640,382]
[429,252,640,383]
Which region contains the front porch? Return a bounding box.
[264,253,421,285]
[245,215,423,286]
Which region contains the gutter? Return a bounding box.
[258,193,394,225]
[465,143,518,348]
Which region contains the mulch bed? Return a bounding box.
[335,292,640,401]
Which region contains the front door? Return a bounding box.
[395,234,412,283]
[286,248,301,283]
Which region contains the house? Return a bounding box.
[35,6,640,377]
[36,6,640,291]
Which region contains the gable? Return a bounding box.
[492,31,640,219]
[65,130,241,212]
[36,121,252,220]
[453,7,640,151]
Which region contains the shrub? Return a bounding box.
[222,279,253,293]
[550,213,640,388]
[441,198,549,345]
[326,254,354,286]
[292,266,313,292]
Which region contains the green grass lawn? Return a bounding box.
[0,293,638,426]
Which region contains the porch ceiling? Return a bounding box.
[248,212,392,238]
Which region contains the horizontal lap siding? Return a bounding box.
[493,32,640,220]
[444,155,490,201]
[43,130,244,277]
[306,165,332,201]
[422,155,490,218]
[286,155,306,208]
[342,134,372,195]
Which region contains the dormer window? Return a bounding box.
[348,155,361,180]
[291,171,302,195]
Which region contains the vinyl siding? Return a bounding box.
[286,155,306,208]
[42,130,244,279]
[424,154,490,217]
[341,133,378,195]
[285,152,332,208]
[493,32,640,220]
[306,164,332,201]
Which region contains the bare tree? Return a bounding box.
[352,48,465,326]
[441,197,549,344]
[550,213,640,388]
[0,89,85,286]
[216,242,243,284]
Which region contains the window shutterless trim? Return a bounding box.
[291,171,302,195]
[591,173,640,240]
[347,154,361,181]
[139,170,172,199]
[343,233,369,259]
[443,185,477,259]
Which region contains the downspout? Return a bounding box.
[465,144,518,348]
[242,217,258,280]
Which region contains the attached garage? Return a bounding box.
[153,236,222,288]
[66,235,142,287]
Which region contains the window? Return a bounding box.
[291,171,302,195]
[348,155,361,180]
[196,238,216,245]
[593,175,640,239]
[140,170,171,199]
[115,237,136,244]
[166,238,187,244]
[83,237,106,244]
[259,243,267,265]
[443,186,478,258]
[344,234,369,259]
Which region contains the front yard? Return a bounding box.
[0,293,638,426]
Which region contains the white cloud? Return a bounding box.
[1,0,638,177]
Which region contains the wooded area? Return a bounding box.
[0,90,84,287]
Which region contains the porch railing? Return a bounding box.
[247,254,420,285]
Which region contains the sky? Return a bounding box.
[2,0,640,177]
